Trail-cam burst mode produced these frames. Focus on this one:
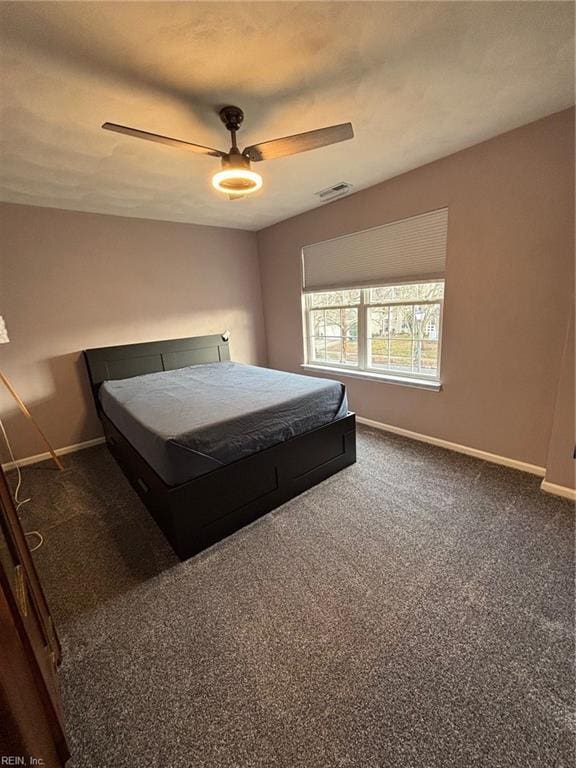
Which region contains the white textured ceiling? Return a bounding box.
[0,1,573,231]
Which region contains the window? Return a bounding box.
[301,209,448,384]
[304,281,444,382]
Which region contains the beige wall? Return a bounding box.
[0,203,265,461]
[544,304,575,490]
[257,109,575,474]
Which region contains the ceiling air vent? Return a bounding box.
[315,181,354,203]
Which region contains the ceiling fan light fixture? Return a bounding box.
[103,106,353,200]
[212,168,263,195]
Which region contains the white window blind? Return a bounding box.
[302,207,448,292]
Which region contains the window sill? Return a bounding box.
[301,364,442,391]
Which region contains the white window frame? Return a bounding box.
[303,282,444,385]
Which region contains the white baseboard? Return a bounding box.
[540,479,576,502]
[1,436,106,472]
[356,416,546,477]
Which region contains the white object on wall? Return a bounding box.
[0,316,9,344]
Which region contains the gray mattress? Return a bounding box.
[99,362,348,486]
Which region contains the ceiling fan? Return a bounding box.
[102,106,354,198]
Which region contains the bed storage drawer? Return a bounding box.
[172,461,279,527]
[286,425,347,479]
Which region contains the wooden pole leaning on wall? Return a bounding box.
[0,370,64,470]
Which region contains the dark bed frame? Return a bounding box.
[84,334,356,560]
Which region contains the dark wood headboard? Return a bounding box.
[84,333,231,407]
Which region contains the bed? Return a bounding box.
[84,334,356,560]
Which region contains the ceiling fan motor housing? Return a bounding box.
[222,150,251,171]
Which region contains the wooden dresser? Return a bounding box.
[0,464,69,766]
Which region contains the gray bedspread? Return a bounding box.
[99,362,348,486]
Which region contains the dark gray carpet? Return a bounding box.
[15,426,575,767]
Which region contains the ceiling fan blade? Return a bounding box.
[243,122,353,162]
[102,123,225,158]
